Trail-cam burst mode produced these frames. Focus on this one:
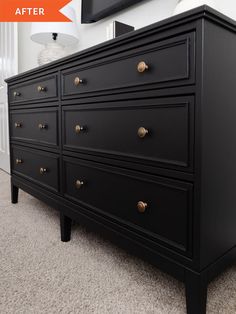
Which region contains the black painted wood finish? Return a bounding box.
[9,74,58,105]
[60,212,72,242]
[12,146,59,193]
[64,157,193,254]
[6,6,236,314]
[62,32,195,98]
[62,96,194,171]
[10,108,59,147]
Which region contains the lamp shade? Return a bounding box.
[31,6,79,46]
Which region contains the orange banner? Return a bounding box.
[0,0,72,22]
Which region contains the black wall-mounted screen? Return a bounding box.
[82,0,145,23]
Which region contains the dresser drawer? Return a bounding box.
[63,96,194,171]
[64,158,193,254]
[10,108,58,147]
[12,146,59,192]
[9,75,58,104]
[62,32,195,99]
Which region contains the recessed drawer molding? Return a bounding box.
[62,96,194,171]
[12,146,59,192]
[64,157,193,254]
[10,108,58,147]
[9,75,58,104]
[62,32,195,99]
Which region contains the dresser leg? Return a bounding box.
[185,270,208,314]
[11,183,19,204]
[60,213,72,242]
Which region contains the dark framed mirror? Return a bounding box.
[81,0,145,23]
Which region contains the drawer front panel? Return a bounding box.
[12,146,59,192]
[9,75,58,104]
[64,158,193,254]
[63,97,194,170]
[10,108,58,147]
[62,32,195,98]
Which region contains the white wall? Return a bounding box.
[18,0,236,73]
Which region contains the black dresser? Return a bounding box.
[6,6,236,314]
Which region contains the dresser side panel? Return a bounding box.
[200,20,236,269]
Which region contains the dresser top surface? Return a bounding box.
[6,5,236,84]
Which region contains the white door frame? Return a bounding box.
[0,22,18,173]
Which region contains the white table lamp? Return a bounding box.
[31,6,79,66]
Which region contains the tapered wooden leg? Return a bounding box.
[60,213,72,242]
[11,183,19,204]
[185,270,208,314]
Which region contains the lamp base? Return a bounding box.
[38,43,67,66]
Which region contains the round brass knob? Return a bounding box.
[39,167,47,175]
[137,201,148,213]
[14,122,22,128]
[75,125,85,134]
[74,77,83,86]
[137,61,149,73]
[38,123,47,129]
[16,159,23,165]
[137,127,149,138]
[13,91,21,97]
[75,180,84,190]
[37,86,46,92]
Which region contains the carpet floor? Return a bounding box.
[0,170,235,314]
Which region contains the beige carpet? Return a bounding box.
[0,170,235,314]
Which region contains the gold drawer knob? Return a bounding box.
[138,127,149,138]
[39,167,47,175]
[13,91,21,97]
[14,122,22,128]
[37,86,46,92]
[16,159,23,165]
[38,123,47,129]
[137,61,149,73]
[75,125,85,134]
[137,201,148,213]
[74,77,83,86]
[75,180,84,190]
